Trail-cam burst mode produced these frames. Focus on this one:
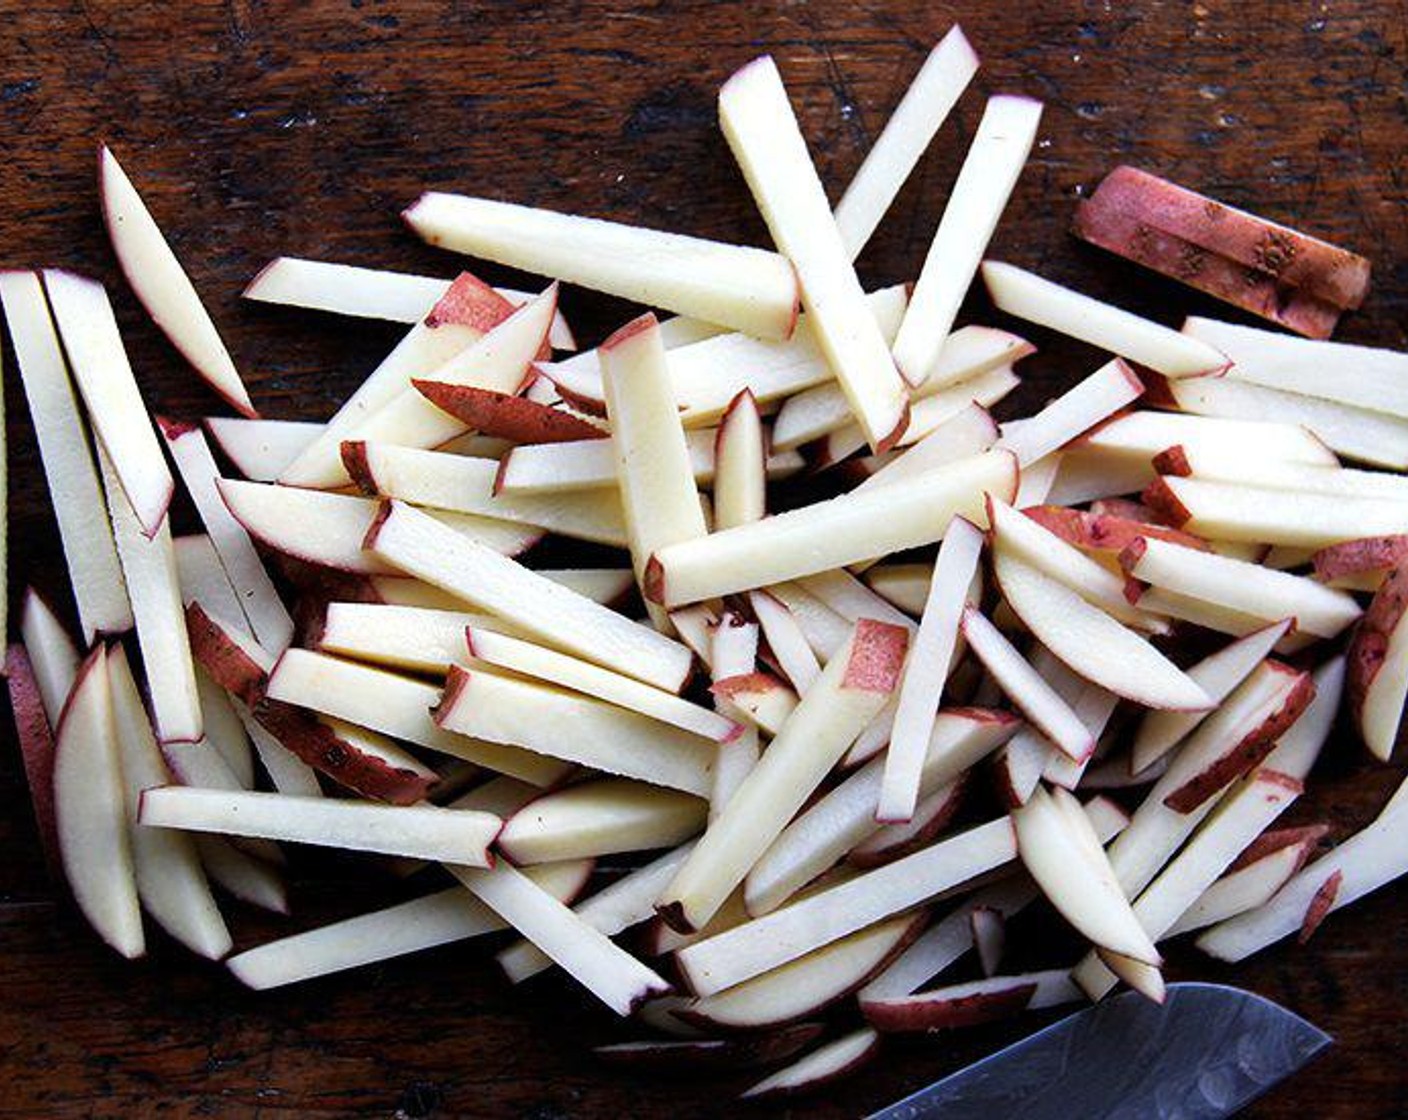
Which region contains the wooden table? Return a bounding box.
[2,2,1406,1116]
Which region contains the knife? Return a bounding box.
[867,982,1331,1120]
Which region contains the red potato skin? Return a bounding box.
[184,603,269,705]
[1077,196,1343,339]
[1140,478,1194,527]
[1162,666,1316,812]
[600,311,660,352]
[432,664,475,727]
[1151,445,1193,478]
[861,980,1039,1032]
[1024,506,1208,554]
[643,555,667,605]
[593,1022,824,1074]
[1081,166,1368,307]
[1313,536,1408,583]
[1117,537,1151,575]
[1080,168,1372,307]
[423,271,515,331]
[1228,821,1330,874]
[360,499,396,553]
[428,272,554,362]
[875,398,913,457]
[843,620,910,693]
[339,440,378,496]
[990,742,1045,810]
[1073,166,1369,338]
[6,644,63,878]
[154,415,201,442]
[709,671,796,706]
[1298,868,1343,944]
[1346,560,1408,745]
[248,697,435,805]
[410,381,606,446]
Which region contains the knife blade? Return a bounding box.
[867,982,1331,1120]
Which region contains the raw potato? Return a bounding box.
[773,329,1023,450]
[98,447,203,745]
[645,451,1017,606]
[658,620,908,932]
[862,969,1078,1031]
[990,550,1210,711]
[44,270,175,536]
[410,383,604,443]
[0,272,132,642]
[6,645,63,877]
[13,27,1408,1108]
[278,272,520,488]
[342,442,629,547]
[218,479,543,573]
[981,260,1228,378]
[139,787,502,865]
[241,256,578,349]
[892,95,1042,386]
[315,287,559,490]
[227,861,592,990]
[403,193,799,340]
[264,648,568,785]
[366,501,694,692]
[246,699,437,805]
[719,56,910,451]
[739,1029,881,1102]
[832,25,979,257]
[675,816,1018,996]
[100,147,256,416]
[677,912,927,1030]
[1347,561,1408,760]
[747,708,1012,912]
[53,647,144,959]
[494,780,706,864]
[1075,166,1369,338]
[107,646,232,961]
[435,665,716,796]
[598,313,709,628]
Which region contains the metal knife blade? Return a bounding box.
[867,982,1331,1120]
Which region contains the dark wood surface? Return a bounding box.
[3,2,1407,1116]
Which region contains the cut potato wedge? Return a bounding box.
[100,147,255,417]
[982,261,1227,377]
[646,451,1017,606]
[405,192,798,340]
[720,56,910,450]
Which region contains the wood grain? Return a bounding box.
[2,2,1407,1117]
